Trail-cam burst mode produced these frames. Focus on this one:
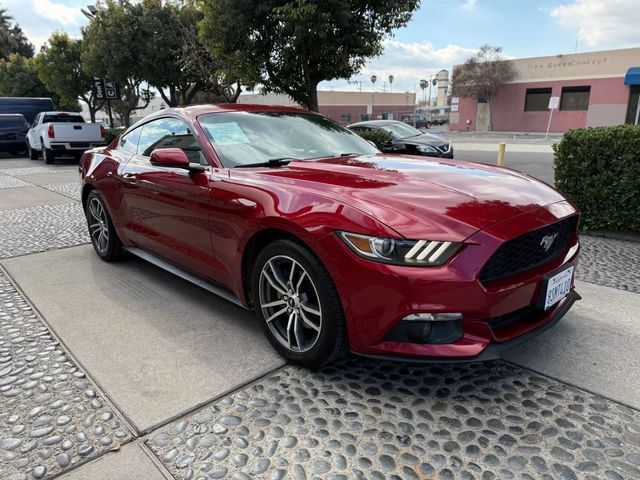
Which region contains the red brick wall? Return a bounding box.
[450,76,631,132]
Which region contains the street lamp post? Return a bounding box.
[388,75,394,93]
[370,75,377,120]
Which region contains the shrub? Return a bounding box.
[105,127,124,145]
[553,125,640,232]
[352,128,393,150]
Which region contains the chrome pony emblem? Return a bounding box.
[540,233,558,252]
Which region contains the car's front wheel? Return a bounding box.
[28,143,39,160]
[85,191,123,262]
[251,239,348,368]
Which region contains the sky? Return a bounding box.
[3,0,640,94]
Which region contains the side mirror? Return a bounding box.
[149,148,204,173]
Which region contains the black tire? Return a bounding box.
[28,143,39,160]
[43,146,55,164]
[84,190,124,262]
[251,239,348,368]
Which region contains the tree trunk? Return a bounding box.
[306,83,319,112]
[487,97,493,132]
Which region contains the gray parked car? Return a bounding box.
[348,120,453,158]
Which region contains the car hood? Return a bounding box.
[243,154,567,241]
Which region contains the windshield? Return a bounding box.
[0,117,27,128]
[43,114,84,123]
[380,122,423,139]
[198,111,379,167]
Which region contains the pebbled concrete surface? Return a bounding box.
[577,236,640,293]
[147,358,640,480]
[58,441,167,480]
[0,268,134,479]
[0,203,89,259]
[3,245,286,433]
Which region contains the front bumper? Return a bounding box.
[317,202,580,361]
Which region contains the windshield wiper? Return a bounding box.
[235,157,295,168]
[339,152,361,156]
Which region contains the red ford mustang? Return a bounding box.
[79,104,580,367]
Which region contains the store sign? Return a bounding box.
[548,96,560,110]
[92,76,120,100]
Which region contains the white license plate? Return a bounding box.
[543,266,574,310]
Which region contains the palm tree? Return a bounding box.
[0,9,34,60]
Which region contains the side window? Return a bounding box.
[137,117,204,164]
[120,127,141,155]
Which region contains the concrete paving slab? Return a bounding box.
[59,441,168,480]
[14,172,79,185]
[0,185,73,209]
[505,280,640,410]
[2,245,285,433]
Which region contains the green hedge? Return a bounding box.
[352,128,393,150]
[553,125,640,232]
[105,127,124,145]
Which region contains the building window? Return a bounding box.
[340,113,351,123]
[524,88,552,111]
[360,114,371,121]
[560,86,590,111]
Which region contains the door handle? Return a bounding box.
[121,172,137,184]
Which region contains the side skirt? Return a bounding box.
[124,246,249,310]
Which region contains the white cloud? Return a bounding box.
[320,40,477,92]
[550,0,640,47]
[460,0,477,10]
[32,0,85,26]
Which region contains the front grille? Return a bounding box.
[479,215,578,283]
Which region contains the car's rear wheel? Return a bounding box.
[43,143,55,164]
[251,239,348,368]
[85,191,123,262]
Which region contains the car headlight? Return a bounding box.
[416,145,438,154]
[338,231,462,266]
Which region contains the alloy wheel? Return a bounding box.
[258,255,323,353]
[87,197,110,254]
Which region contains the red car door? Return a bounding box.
[119,117,215,279]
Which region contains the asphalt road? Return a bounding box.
[453,148,555,185]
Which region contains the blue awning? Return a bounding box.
[624,67,640,85]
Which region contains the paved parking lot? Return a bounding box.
[0,157,639,480]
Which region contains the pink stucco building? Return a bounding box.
[449,47,640,133]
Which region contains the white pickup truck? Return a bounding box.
[27,111,106,164]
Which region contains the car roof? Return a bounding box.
[41,111,84,116]
[136,103,311,124]
[347,120,407,128]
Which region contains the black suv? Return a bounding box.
[0,114,29,156]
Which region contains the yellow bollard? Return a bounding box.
[497,143,506,167]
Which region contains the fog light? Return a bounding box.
[403,312,462,321]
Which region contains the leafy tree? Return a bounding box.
[451,45,515,131]
[37,33,104,121]
[82,0,154,127]
[0,54,48,97]
[179,2,244,103]
[0,9,34,60]
[199,0,420,112]
[0,53,80,111]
